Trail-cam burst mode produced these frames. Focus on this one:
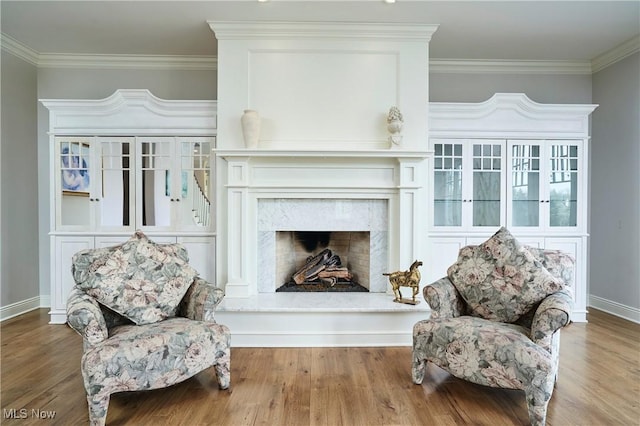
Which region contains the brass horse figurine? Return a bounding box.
[383,260,423,304]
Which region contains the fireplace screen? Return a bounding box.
[275,231,370,292]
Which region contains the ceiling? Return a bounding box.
[1,1,639,62]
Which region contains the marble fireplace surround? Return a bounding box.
[215,150,429,299]
[258,199,387,293]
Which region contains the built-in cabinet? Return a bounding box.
[433,138,585,232]
[428,94,597,322]
[42,90,217,324]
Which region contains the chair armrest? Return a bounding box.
[423,277,466,319]
[179,277,225,322]
[66,287,109,346]
[530,289,573,349]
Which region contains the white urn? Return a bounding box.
[241,109,261,149]
[386,106,404,147]
[387,119,403,146]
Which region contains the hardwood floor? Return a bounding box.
[1,308,638,425]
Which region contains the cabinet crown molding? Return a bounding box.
[40,89,217,135]
[430,93,598,139]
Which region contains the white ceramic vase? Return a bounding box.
[241,109,261,149]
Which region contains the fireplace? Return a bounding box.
[275,231,370,292]
[209,21,434,346]
[256,198,389,294]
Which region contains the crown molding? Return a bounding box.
[591,35,640,73]
[37,53,217,70]
[0,33,39,66]
[3,31,636,75]
[209,21,439,42]
[430,58,592,75]
[1,33,216,70]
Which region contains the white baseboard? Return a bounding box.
[0,296,48,322]
[589,295,640,324]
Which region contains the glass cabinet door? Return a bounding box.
[433,141,463,227]
[97,137,134,230]
[509,142,542,227]
[57,137,94,229]
[471,141,504,227]
[137,137,174,229]
[547,142,579,227]
[176,137,213,229]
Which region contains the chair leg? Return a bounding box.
[214,346,231,390]
[412,356,427,385]
[87,393,109,426]
[525,399,548,426]
[525,382,553,426]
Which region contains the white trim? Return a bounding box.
[0,33,39,66]
[38,53,217,70]
[430,58,592,75]
[429,92,598,139]
[0,296,45,322]
[0,33,216,70]
[3,30,636,74]
[591,35,640,73]
[40,89,217,135]
[208,21,439,42]
[589,295,640,324]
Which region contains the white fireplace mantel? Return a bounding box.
[215,149,430,159]
[215,149,430,298]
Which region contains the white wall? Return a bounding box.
[36,67,216,299]
[1,51,39,311]
[591,52,640,317]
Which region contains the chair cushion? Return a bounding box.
[447,227,563,323]
[413,316,553,390]
[81,317,230,395]
[75,231,198,325]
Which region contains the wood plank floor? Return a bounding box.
[1,308,638,425]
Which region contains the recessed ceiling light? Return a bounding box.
[384,0,396,3]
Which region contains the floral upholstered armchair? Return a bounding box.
[413,227,574,426]
[66,231,230,426]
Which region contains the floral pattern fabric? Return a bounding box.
[423,277,466,319]
[415,233,575,426]
[179,277,225,322]
[82,318,230,426]
[67,231,230,426]
[447,227,563,323]
[413,317,556,426]
[72,231,198,325]
[526,247,575,290]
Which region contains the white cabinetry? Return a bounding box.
[55,136,135,232]
[428,94,597,322]
[42,90,217,324]
[136,136,214,232]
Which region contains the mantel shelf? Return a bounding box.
[214,149,432,159]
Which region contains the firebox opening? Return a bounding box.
[275,231,370,292]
